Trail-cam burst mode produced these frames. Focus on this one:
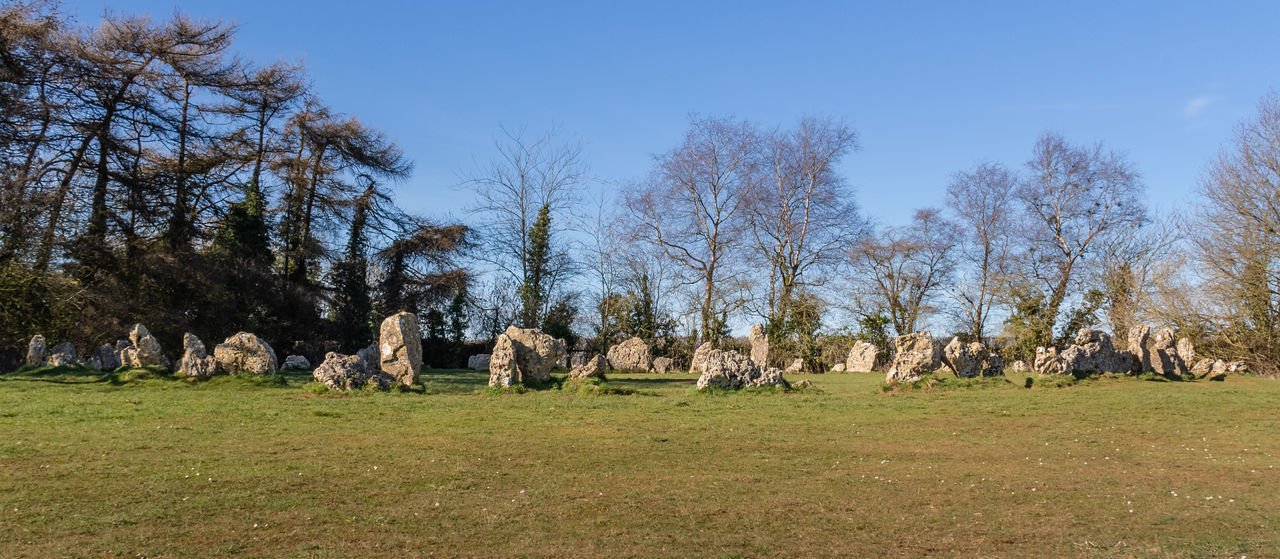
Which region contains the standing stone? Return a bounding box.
[886,331,941,383]
[177,333,218,379]
[748,323,769,367]
[282,355,312,370]
[943,338,988,378]
[487,326,565,387]
[26,335,47,367]
[123,324,170,369]
[97,344,121,371]
[845,341,878,372]
[113,339,133,367]
[379,312,422,387]
[1010,360,1029,372]
[652,356,675,373]
[1176,338,1196,368]
[1128,325,1152,372]
[690,342,714,374]
[1033,346,1070,375]
[488,334,520,387]
[212,332,277,375]
[312,352,393,391]
[1149,328,1186,376]
[568,354,606,380]
[606,336,652,372]
[785,358,804,373]
[1067,328,1132,374]
[695,349,788,390]
[47,342,76,367]
[830,363,847,373]
[467,353,491,371]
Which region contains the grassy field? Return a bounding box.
[1,366,1278,558]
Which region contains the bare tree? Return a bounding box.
[626,115,760,343]
[1014,132,1145,346]
[1191,93,1280,374]
[1093,215,1181,336]
[850,208,957,336]
[749,115,866,324]
[464,126,585,327]
[944,162,1015,339]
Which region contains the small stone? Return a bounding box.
[845,341,878,372]
[784,358,803,373]
[47,342,76,367]
[282,355,311,370]
[176,333,218,379]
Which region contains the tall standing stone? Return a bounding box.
[123,324,170,369]
[379,312,422,387]
[1128,324,1151,372]
[748,323,769,367]
[845,341,878,372]
[886,331,940,383]
[177,333,218,379]
[26,335,47,367]
[487,326,566,387]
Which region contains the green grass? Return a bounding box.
[1,365,1278,557]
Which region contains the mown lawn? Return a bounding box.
[1,366,1278,558]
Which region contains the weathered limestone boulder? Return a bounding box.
[1128,324,1152,372]
[652,356,674,373]
[845,341,878,372]
[607,336,651,372]
[1227,361,1248,373]
[886,331,940,383]
[47,342,77,367]
[1177,338,1196,367]
[352,344,375,371]
[176,333,218,379]
[1034,346,1069,375]
[487,326,565,387]
[378,312,422,387]
[113,340,133,367]
[282,355,311,370]
[1068,328,1134,374]
[942,338,1004,378]
[690,342,714,373]
[567,351,591,369]
[830,363,847,373]
[556,352,568,369]
[785,358,803,373]
[695,349,787,390]
[213,332,277,375]
[748,323,769,367]
[312,352,393,391]
[1190,358,1212,377]
[468,353,491,371]
[1149,328,1187,376]
[568,354,606,380]
[97,344,120,371]
[1010,360,1029,372]
[122,324,170,369]
[26,335,47,367]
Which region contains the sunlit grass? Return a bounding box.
[1,365,1277,557]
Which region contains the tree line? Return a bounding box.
[0,4,470,367]
[4,4,1279,376]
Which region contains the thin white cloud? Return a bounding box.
[1183,95,1212,116]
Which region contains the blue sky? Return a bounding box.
[71,0,1280,226]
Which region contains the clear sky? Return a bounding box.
[70,0,1280,227]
